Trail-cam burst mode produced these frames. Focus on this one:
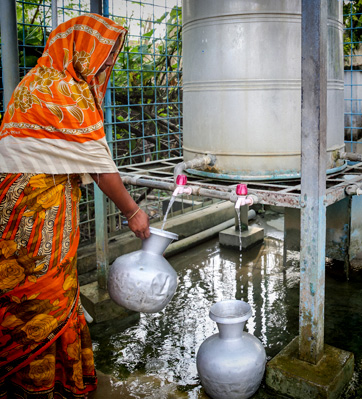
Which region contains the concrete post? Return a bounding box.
[0,0,19,109]
[299,0,327,364]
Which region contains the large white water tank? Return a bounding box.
[182,0,345,180]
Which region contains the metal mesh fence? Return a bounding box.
[105,1,182,166]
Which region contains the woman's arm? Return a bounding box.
[90,172,150,239]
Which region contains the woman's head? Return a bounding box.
[1,13,127,135]
[30,14,127,111]
[38,14,126,87]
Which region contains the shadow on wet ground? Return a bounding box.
[88,211,362,398]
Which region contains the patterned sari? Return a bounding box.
[0,174,95,398]
[0,13,127,399]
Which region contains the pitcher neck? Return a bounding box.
[217,321,246,340]
[142,234,173,254]
[141,228,178,254]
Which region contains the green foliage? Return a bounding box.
[16,0,50,69]
[111,5,183,163]
[14,0,89,69]
[344,0,362,55]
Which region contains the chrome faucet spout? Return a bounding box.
[173,186,193,196]
[235,196,254,209]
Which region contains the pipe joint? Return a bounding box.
[346,183,362,196]
[339,151,362,163]
[173,154,217,182]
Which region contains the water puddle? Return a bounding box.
[90,215,362,398]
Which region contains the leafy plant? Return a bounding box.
[344,0,362,56]
[110,4,183,164]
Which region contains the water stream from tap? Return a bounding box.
[161,195,176,230]
[236,207,242,252]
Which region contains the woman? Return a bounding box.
[0,13,150,398]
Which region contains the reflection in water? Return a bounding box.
[90,234,302,398]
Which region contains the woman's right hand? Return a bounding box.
[128,208,150,240]
[90,173,151,240]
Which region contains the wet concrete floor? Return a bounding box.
[88,210,362,398]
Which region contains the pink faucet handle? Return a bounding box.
[176,174,188,186]
[236,183,248,196]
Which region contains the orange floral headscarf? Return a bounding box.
[0,14,127,179]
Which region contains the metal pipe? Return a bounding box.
[0,0,20,109]
[51,0,58,29]
[103,0,109,18]
[94,184,109,290]
[94,0,109,290]
[90,0,102,14]
[121,166,362,209]
[345,183,362,196]
[174,154,216,182]
[339,151,362,163]
[299,0,327,365]
[120,173,259,205]
[120,174,305,208]
[122,174,231,201]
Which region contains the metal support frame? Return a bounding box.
[118,157,362,209]
[104,73,117,232]
[105,87,117,232]
[51,0,58,30]
[95,184,109,290]
[299,0,327,364]
[0,0,19,109]
[94,0,108,289]
[90,0,102,15]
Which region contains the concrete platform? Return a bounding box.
[219,225,264,249]
[266,336,354,399]
[80,281,139,324]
